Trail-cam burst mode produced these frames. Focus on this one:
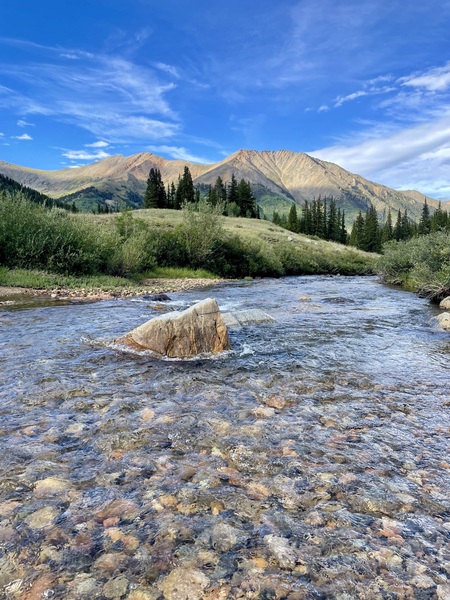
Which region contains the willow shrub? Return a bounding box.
[378,231,450,300]
[0,192,107,274]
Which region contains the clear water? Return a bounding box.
[0,276,449,599]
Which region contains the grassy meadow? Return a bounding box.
[0,191,377,291]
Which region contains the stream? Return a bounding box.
[0,275,449,599]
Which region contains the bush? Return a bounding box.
[0,191,106,274]
[378,231,450,300]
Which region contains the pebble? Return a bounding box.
[264,535,298,569]
[24,506,58,529]
[33,477,71,497]
[158,567,209,600]
[103,575,129,598]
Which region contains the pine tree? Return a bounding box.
[363,204,381,252]
[175,166,195,208]
[237,179,258,218]
[418,199,431,235]
[349,211,365,248]
[287,203,299,232]
[381,209,393,244]
[227,174,238,206]
[144,168,167,208]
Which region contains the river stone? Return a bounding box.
[118,298,230,358]
[432,312,450,331]
[221,309,276,327]
[158,567,209,600]
[439,296,450,310]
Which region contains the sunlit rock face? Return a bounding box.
[118,297,230,358]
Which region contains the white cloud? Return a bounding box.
[155,62,180,78]
[0,132,4,136]
[62,149,110,161]
[85,140,109,148]
[17,119,34,127]
[0,40,181,145]
[13,133,32,140]
[147,145,212,163]
[312,114,450,198]
[401,63,450,91]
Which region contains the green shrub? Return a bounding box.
[378,231,450,300]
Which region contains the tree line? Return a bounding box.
[349,200,450,253]
[273,196,348,244]
[143,166,259,218]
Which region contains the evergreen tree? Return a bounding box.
[349,211,365,248]
[214,176,227,205]
[381,209,393,244]
[287,203,299,232]
[302,200,312,235]
[237,179,258,218]
[363,204,381,252]
[227,174,238,206]
[175,166,195,208]
[418,199,431,235]
[339,210,348,244]
[144,168,167,208]
[431,201,449,231]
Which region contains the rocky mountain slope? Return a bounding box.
[0,149,440,222]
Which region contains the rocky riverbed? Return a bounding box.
[1,276,449,599]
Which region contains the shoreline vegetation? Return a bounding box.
[0,191,377,301]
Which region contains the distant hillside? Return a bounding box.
[0,173,68,209]
[0,150,440,222]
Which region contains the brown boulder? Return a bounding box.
[118,298,230,358]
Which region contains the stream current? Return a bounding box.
[0,276,449,599]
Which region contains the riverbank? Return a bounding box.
[0,277,227,302]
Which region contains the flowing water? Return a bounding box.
[0,276,449,599]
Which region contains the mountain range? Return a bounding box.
[0,149,440,223]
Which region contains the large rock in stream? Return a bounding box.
[118,298,230,358]
[433,311,450,331]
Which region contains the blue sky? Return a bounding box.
[1,0,450,198]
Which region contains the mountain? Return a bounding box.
[0,149,440,222]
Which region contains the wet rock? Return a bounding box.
[71,574,101,598]
[94,552,127,574]
[158,567,209,600]
[33,476,71,497]
[432,312,450,331]
[127,589,160,600]
[143,293,172,302]
[210,523,246,552]
[118,298,230,358]
[25,506,58,529]
[221,309,276,327]
[103,575,129,598]
[264,534,298,569]
[95,499,139,523]
[0,557,22,590]
[439,296,450,310]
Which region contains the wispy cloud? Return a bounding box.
[313,114,450,198]
[0,38,181,145]
[17,119,34,127]
[62,149,110,161]
[146,145,213,163]
[85,141,109,148]
[400,62,450,91]
[13,133,32,140]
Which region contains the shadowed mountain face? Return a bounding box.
[0,149,439,221]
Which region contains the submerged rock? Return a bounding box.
[221,309,276,328]
[159,567,209,600]
[432,312,450,331]
[118,298,230,358]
